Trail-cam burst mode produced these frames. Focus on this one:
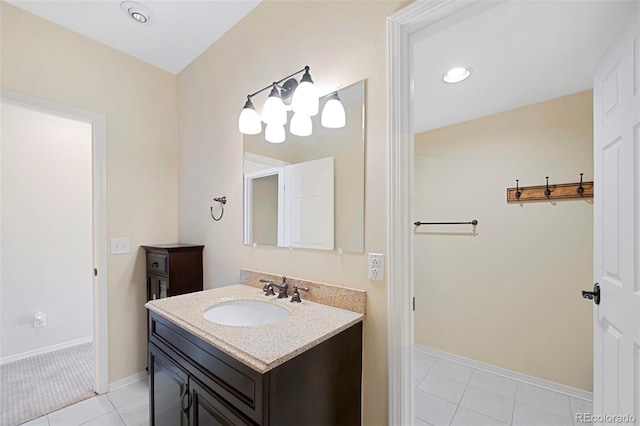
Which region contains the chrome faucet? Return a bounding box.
[272,276,288,299]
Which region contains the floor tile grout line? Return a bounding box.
[414,389,458,424]
[461,384,516,425]
[448,367,475,425]
[511,381,520,426]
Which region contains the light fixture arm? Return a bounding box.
[245,66,310,100]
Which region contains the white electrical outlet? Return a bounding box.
[34,312,45,328]
[110,237,131,254]
[368,253,384,281]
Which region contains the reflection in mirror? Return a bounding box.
[243,80,365,252]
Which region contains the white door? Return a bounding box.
[283,157,335,250]
[592,2,640,422]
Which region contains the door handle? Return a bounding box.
[581,283,600,305]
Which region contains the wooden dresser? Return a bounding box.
[141,244,204,301]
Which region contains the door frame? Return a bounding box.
[386,1,511,424]
[243,167,285,247]
[1,88,109,394]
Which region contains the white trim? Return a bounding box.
[414,344,594,402]
[0,89,109,394]
[386,2,496,424]
[243,152,290,168]
[108,370,147,392]
[0,337,93,365]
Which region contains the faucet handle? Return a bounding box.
[290,285,309,303]
[260,279,275,296]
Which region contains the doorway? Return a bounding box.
[0,90,108,424]
[386,1,639,425]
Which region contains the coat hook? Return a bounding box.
[515,179,521,200]
[577,173,584,195]
[544,176,551,198]
[210,196,227,221]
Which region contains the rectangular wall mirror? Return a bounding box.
[243,79,365,252]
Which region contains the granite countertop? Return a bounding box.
[145,284,364,374]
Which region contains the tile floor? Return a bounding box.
[20,378,149,426]
[414,348,593,426]
[20,350,593,426]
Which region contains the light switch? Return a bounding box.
[110,237,131,254]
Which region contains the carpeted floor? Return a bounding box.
[0,342,95,426]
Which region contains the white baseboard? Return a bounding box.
[414,344,593,402]
[0,336,93,365]
[109,370,147,392]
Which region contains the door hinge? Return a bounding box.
[413,297,415,311]
[94,268,98,277]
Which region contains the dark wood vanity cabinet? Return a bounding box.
[142,245,204,301]
[148,311,363,426]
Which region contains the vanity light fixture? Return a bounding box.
[120,1,152,24]
[238,66,344,143]
[443,67,472,84]
[321,92,346,128]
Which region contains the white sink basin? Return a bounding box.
[203,300,290,326]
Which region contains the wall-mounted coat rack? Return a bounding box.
[507,174,593,202]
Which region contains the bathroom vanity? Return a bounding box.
[146,283,364,426]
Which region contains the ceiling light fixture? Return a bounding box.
[120,1,152,24]
[238,66,345,143]
[443,67,472,84]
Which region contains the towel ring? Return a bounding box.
[210,196,226,221]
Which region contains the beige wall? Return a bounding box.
[177,1,403,423]
[414,91,594,391]
[1,3,178,382]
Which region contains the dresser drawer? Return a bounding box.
[147,253,168,274]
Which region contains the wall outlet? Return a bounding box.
[110,237,130,254]
[368,253,384,281]
[34,312,45,328]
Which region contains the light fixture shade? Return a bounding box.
[238,98,261,135]
[290,112,312,137]
[265,123,286,143]
[321,93,346,128]
[292,68,319,116]
[262,85,287,125]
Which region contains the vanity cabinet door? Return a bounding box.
[148,274,169,300]
[149,343,189,426]
[189,378,255,426]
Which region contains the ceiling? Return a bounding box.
[7,1,635,122]
[412,1,636,133]
[6,0,261,74]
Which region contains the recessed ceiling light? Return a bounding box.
[130,11,148,23]
[443,67,472,84]
[120,1,152,24]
